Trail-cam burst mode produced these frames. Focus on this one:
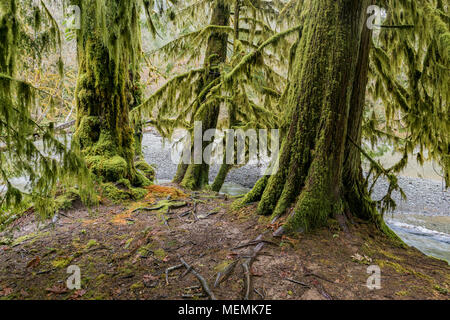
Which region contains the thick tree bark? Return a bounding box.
[342,22,397,237]
[72,1,149,186]
[239,0,388,233]
[173,0,230,190]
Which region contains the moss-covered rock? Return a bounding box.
[135,160,155,182]
[101,180,148,203]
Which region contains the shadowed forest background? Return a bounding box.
[0,0,448,300]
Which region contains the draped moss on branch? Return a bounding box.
[369,0,449,187]
[0,0,94,220]
[235,0,448,239]
[132,0,298,190]
[72,0,155,194]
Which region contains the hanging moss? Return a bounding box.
[72,0,151,192]
[0,0,94,219]
[129,0,293,190]
[241,0,379,234]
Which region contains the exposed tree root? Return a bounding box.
[232,239,278,250]
[179,256,217,300]
[240,234,266,300]
[214,259,240,288]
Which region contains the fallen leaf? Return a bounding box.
[26,256,40,269]
[69,289,86,300]
[0,287,13,296]
[251,267,263,277]
[143,274,158,282]
[46,284,68,295]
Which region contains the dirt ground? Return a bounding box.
[0,184,448,300]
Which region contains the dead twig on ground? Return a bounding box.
[304,272,334,284]
[284,278,311,288]
[179,256,217,300]
[192,202,199,221]
[182,293,206,298]
[200,210,220,219]
[179,210,192,218]
[165,264,183,285]
[254,288,265,299]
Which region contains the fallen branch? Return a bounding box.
[254,288,265,300]
[182,293,206,299]
[184,285,201,291]
[179,256,217,300]
[179,265,193,280]
[284,278,311,288]
[179,210,192,218]
[192,202,199,221]
[201,210,220,219]
[304,273,334,284]
[165,264,183,285]
[242,260,252,300]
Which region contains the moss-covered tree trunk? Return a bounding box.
[239,0,391,234]
[72,0,149,187]
[173,0,230,190]
[210,0,241,193]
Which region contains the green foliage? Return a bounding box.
[72,0,158,188]
[368,0,449,187]
[0,0,94,221]
[131,0,298,190]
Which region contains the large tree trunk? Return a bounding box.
[173,0,230,190]
[239,0,389,234]
[72,0,149,187]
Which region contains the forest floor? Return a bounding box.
[0,184,448,300]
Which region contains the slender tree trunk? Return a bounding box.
[239,0,389,234]
[72,0,149,186]
[211,99,237,192]
[173,0,230,190]
[211,0,241,192]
